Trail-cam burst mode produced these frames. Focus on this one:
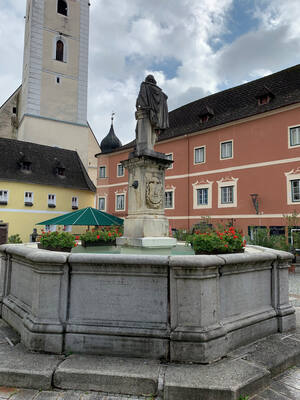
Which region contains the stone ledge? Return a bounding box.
[0,326,299,399]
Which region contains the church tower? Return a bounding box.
[17,0,93,170]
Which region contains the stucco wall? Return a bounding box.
[0,180,95,242]
[96,105,300,233]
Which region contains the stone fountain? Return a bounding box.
[117,75,176,249]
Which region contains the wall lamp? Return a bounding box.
[250,193,259,214]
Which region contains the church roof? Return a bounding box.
[100,123,122,153]
[99,64,300,154]
[0,138,96,192]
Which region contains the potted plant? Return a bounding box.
[80,227,123,247]
[189,226,246,255]
[38,231,76,252]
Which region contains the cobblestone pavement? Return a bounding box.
[0,389,154,400]
[251,363,300,399]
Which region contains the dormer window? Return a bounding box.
[54,160,65,177]
[18,153,32,173]
[255,86,274,106]
[57,0,68,16]
[56,167,65,176]
[198,106,214,124]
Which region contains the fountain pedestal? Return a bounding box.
[117,154,176,248]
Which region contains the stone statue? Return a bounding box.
[136,75,169,131]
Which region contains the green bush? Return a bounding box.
[247,228,289,251]
[189,227,245,254]
[8,234,22,244]
[40,231,75,249]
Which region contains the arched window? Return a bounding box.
[57,0,68,16]
[56,40,64,61]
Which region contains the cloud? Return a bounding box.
[0,0,299,146]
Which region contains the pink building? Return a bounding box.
[96,65,300,237]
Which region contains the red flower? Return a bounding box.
[74,243,78,247]
[75,236,80,240]
[97,235,100,239]
[108,233,112,237]
[224,244,228,248]
[233,235,238,239]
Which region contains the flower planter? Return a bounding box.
[194,249,245,255]
[81,239,116,247]
[38,243,72,253]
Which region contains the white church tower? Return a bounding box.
[17,0,96,172]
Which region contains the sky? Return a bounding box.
[0,0,300,146]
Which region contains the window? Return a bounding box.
[117,164,124,177]
[165,191,174,209]
[258,95,270,105]
[220,141,233,159]
[57,0,68,16]
[165,153,173,169]
[56,40,64,62]
[217,177,238,208]
[221,186,234,204]
[56,76,60,84]
[99,166,106,178]
[193,180,212,209]
[291,180,300,202]
[0,190,8,205]
[290,126,300,147]
[270,226,285,236]
[285,169,300,205]
[98,197,106,211]
[48,194,56,208]
[116,194,125,211]
[46,225,56,233]
[194,147,205,164]
[72,196,78,209]
[24,192,33,206]
[197,188,208,205]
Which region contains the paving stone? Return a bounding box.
[274,374,300,390]
[269,380,300,400]
[56,391,83,400]
[34,392,60,400]
[259,388,290,399]
[0,387,20,398]
[10,389,39,400]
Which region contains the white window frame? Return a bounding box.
[99,166,106,178]
[48,194,56,207]
[194,146,206,164]
[57,0,69,17]
[46,225,57,232]
[72,196,78,208]
[98,196,106,212]
[288,125,300,149]
[165,153,174,169]
[0,190,9,204]
[285,169,300,204]
[220,140,233,160]
[193,180,213,209]
[115,193,126,212]
[117,163,125,177]
[24,191,34,204]
[53,36,67,62]
[217,177,238,208]
[165,187,175,209]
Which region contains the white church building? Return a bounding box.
[0,0,100,184]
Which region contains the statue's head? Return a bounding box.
[145,75,157,85]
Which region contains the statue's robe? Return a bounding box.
[136,82,169,130]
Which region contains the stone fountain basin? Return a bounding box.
[0,244,295,363]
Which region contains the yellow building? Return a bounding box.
[0,0,101,185]
[0,138,96,242]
